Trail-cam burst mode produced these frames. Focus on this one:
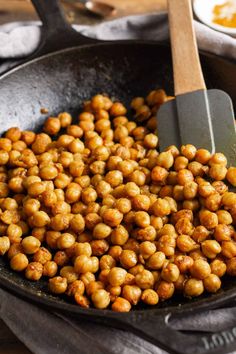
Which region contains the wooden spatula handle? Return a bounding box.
[168,0,206,96]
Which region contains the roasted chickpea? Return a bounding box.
[184,278,204,297]
[122,285,141,305]
[111,297,131,312]
[203,274,221,293]
[25,262,43,281]
[10,252,29,271]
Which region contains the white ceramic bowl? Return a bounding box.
[193,0,236,37]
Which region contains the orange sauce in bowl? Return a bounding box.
[213,1,236,28]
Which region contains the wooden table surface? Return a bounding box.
[0,2,167,353]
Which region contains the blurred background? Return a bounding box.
[0,0,167,26]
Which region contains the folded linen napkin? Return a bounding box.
[0,12,236,354]
[0,13,236,64]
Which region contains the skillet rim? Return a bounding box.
[0,40,236,317]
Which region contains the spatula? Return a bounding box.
[158,0,236,166]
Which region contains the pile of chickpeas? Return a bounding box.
[1,89,236,312]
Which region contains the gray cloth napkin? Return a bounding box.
[0,12,236,354]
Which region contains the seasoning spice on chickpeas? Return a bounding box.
[1,90,236,311]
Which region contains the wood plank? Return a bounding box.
[0,0,167,25]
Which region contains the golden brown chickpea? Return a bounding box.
[152,198,171,217]
[108,245,122,261]
[23,198,40,216]
[66,279,85,296]
[191,226,209,243]
[81,187,97,205]
[131,97,145,110]
[226,257,236,276]
[58,112,72,128]
[7,243,23,259]
[86,280,104,297]
[110,102,127,116]
[226,167,236,187]
[30,210,50,228]
[174,156,189,171]
[214,224,232,242]
[180,144,197,160]
[45,231,61,249]
[50,214,71,231]
[122,285,141,305]
[25,262,43,281]
[143,134,158,149]
[183,181,198,200]
[216,210,232,225]
[112,297,131,312]
[209,165,227,181]
[184,278,204,297]
[161,263,180,282]
[201,240,221,259]
[210,259,226,277]
[0,150,9,165]
[39,165,58,180]
[108,267,127,286]
[174,255,193,273]
[90,239,109,256]
[203,274,221,293]
[195,149,211,164]
[114,198,131,215]
[177,235,197,253]
[157,235,176,257]
[57,233,75,249]
[150,216,163,230]
[135,269,154,289]
[0,138,12,152]
[60,266,78,283]
[22,236,41,255]
[132,195,150,211]
[33,247,52,264]
[104,170,123,188]
[7,224,22,243]
[221,241,236,258]
[141,289,159,305]
[74,293,90,308]
[0,236,10,255]
[27,181,45,197]
[49,276,67,294]
[10,252,28,271]
[151,166,168,184]
[80,272,96,287]
[199,210,218,229]
[156,281,175,300]
[209,153,227,167]
[43,261,58,277]
[190,259,211,280]
[74,255,93,274]
[139,241,156,260]
[93,223,112,239]
[119,250,138,269]
[146,251,166,270]
[102,208,123,227]
[204,193,222,212]
[99,255,116,270]
[5,127,21,142]
[44,117,61,135]
[134,211,150,228]
[69,214,85,233]
[84,213,101,230]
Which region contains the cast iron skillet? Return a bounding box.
[0,1,236,353]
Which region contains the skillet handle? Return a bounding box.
[30,0,97,58]
[122,310,236,354]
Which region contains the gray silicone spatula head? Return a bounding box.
[157,0,236,166]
